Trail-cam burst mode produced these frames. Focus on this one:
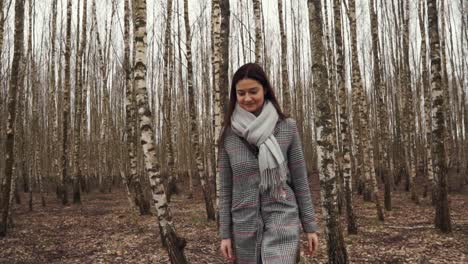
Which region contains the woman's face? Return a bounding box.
[236,78,265,114]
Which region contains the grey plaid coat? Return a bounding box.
[219,118,318,264]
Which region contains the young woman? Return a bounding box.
[218,63,319,264]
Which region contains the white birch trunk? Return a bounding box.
[133,0,188,261]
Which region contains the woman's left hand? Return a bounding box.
[306,232,319,256]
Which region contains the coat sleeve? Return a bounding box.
[287,119,319,233]
[219,140,233,239]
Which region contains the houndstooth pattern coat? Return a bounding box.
[219,118,318,264]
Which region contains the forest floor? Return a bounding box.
[0,178,467,264]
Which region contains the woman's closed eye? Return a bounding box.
[237,90,258,96]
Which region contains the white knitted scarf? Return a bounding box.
[231,101,288,198]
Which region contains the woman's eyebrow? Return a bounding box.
[237,87,258,92]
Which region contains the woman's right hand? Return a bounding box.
[220,238,235,262]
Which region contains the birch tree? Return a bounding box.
[343,0,359,233]
[133,0,187,261]
[27,0,43,209]
[0,0,25,237]
[123,0,150,215]
[72,0,88,204]
[184,0,215,221]
[60,0,73,205]
[369,0,393,210]
[253,0,262,64]
[428,0,452,233]
[211,0,222,219]
[48,0,61,205]
[365,0,385,221]
[333,0,356,232]
[278,0,291,112]
[0,0,4,55]
[162,0,178,200]
[309,0,348,262]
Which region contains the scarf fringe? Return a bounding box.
[259,161,289,199]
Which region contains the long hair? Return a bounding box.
[219,63,286,143]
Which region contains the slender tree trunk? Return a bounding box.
[219,0,230,114]
[47,0,60,202]
[346,0,362,233]
[366,0,385,221]
[309,0,348,262]
[253,0,262,64]
[27,0,37,211]
[72,0,88,204]
[60,0,73,205]
[216,0,230,219]
[0,0,4,55]
[401,0,419,203]
[211,0,222,221]
[428,0,452,233]
[28,165,33,211]
[123,0,150,215]
[13,179,20,205]
[133,0,187,261]
[162,0,178,201]
[369,0,392,209]
[184,0,215,221]
[92,0,114,193]
[334,0,357,234]
[80,6,90,195]
[439,3,452,169]
[349,0,364,197]
[9,167,19,219]
[0,0,25,237]
[418,0,436,202]
[278,0,291,113]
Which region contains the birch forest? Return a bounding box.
[0,0,467,263]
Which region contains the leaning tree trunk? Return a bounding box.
[278,0,291,113]
[0,0,26,237]
[184,0,215,221]
[308,0,348,262]
[427,0,452,233]
[133,0,188,262]
[123,0,150,215]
